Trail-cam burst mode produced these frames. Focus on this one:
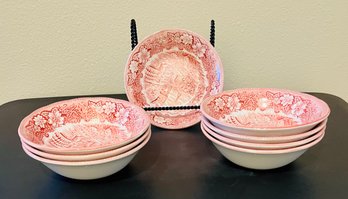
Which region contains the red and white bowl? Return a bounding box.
[21,132,151,180]
[18,97,150,155]
[201,124,325,169]
[18,97,152,179]
[201,88,330,136]
[200,88,330,169]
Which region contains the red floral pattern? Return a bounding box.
[21,98,149,149]
[125,29,223,129]
[203,89,329,128]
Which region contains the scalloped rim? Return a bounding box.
[201,88,330,131]
[201,122,325,154]
[201,116,327,142]
[201,122,325,150]
[21,128,151,161]
[21,129,151,166]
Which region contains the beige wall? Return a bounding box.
[1,0,347,106]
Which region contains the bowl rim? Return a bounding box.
[201,121,325,149]
[200,88,331,131]
[21,129,151,166]
[21,128,151,161]
[201,116,327,142]
[201,122,325,154]
[18,97,150,153]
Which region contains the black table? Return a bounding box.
[1,93,347,199]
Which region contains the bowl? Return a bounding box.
[201,124,325,169]
[21,127,151,162]
[201,116,327,144]
[21,130,151,180]
[18,97,150,155]
[201,122,325,150]
[200,88,330,136]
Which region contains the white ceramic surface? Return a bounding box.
[201,116,327,144]
[201,124,325,169]
[22,128,150,162]
[21,131,151,180]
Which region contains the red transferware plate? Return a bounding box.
[124,29,224,129]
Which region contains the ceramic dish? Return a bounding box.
[201,88,330,136]
[125,29,223,129]
[201,122,325,150]
[201,116,327,144]
[21,128,151,162]
[201,125,325,169]
[18,97,150,155]
[21,131,151,180]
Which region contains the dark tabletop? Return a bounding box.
[0,93,347,199]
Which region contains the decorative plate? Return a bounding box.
[124,29,224,129]
[201,88,330,130]
[18,97,150,154]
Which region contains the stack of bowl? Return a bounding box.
[18,97,151,180]
[200,88,330,170]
